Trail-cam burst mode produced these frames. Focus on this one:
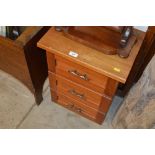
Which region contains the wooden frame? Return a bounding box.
[0,26,50,104]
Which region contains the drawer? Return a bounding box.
[51,91,105,124]
[49,72,112,113]
[54,56,108,94]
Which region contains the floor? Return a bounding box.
[0,70,123,129]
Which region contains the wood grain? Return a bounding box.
[51,91,105,124]
[37,27,145,124]
[49,72,112,113]
[54,55,109,94]
[37,27,145,83]
[119,26,155,96]
[0,26,50,104]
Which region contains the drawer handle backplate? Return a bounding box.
[69,89,85,99]
[74,107,82,113]
[65,104,83,113]
[68,70,89,81]
[66,104,74,109]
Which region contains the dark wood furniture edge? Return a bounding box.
[15,27,43,47]
[23,26,50,104]
[0,26,50,105]
[135,26,155,81]
[118,26,155,96]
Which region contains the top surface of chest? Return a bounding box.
[37,27,145,83]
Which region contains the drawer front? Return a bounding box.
[54,56,108,94]
[47,53,118,97]
[49,72,112,113]
[53,91,105,124]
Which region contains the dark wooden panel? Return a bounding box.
[0,26,50,104]
[24,26,50,104]
[118,26,155,96]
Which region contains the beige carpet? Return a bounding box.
[0,69,123,129]
[0,70,35,128]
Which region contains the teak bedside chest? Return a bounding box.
[37,27,144,124]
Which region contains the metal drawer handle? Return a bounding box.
[74,107,82,113]
[68,70,89,81]
[66,103,74,109]
[65,104,82,113]
[69,89,85,99]
[65,103,83,113]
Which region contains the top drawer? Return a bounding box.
[56,56,108,94]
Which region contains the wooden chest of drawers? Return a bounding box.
[37,27,144,124]
[48,55,117,123]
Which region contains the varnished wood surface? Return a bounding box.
[63,26,136,58]
[37,27,144,124]
[0,26,50,104]
[15,27,43,46]
[0,36,33,90]
[45,51,116,123]
[63,26,122,55]
[38,27,145,83]
[47,53,118,97]
[49,72,112,113]
[50,90,105,124]
[118,26,155,96]
[55,55,109,94]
